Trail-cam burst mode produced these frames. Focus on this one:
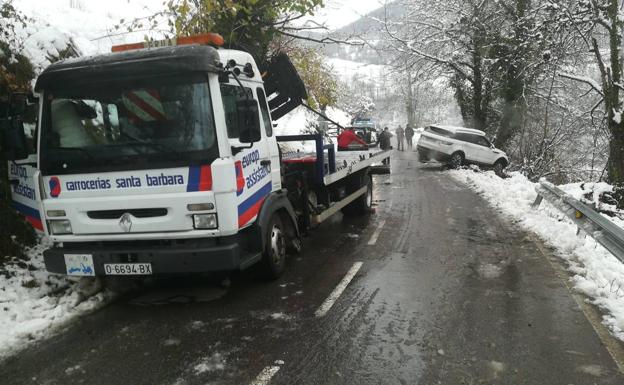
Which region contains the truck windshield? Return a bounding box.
[40,75,218,175]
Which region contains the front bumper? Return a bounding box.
[417,145,451,162]
[43,235,262,276]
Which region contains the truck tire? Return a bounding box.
[342,173,373,216]
[261,214,287,279]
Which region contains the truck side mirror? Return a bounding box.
[238,99,261,143]
[1,117,28,161]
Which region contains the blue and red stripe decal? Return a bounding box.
[187,165,212,192]
[238,182,271,228]
[235,161,245,196]
[12,201,43,231]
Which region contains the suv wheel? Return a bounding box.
[494,160,506,177]
[450,152,464,169]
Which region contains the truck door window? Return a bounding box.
[220,84,256,139]
[256,88,272,137]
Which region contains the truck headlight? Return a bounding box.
[193,214,218,229]
[48,219,73,235]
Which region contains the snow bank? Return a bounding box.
[449,169,624,341]
[15,0,163,72]
[0,240,112,359]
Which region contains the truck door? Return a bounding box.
[256,87,281,190]
[220,83,272,228]
[8,121,43,231]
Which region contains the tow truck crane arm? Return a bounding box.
[261,53,344,130]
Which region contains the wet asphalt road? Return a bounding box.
[2,150,624,385]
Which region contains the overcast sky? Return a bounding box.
[306,0,386,30]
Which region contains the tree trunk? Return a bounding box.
[495,0,530,149]
[472,44,486,131]
[604,0,624,206]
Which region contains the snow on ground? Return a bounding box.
[0,239,113,359]
[449,169,624,341]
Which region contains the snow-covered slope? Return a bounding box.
[327,57,387,84]
[15,0,162,72]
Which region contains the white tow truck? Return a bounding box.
[2,33,390,279]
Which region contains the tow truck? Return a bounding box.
[2,33,390,279]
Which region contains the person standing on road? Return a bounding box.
[378,127,393,165]
[405,125,415,149]
[396,125,405,151]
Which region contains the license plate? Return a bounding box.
[65,254,95,276]
[104,263,153,275]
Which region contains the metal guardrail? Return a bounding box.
[533,180,624,262]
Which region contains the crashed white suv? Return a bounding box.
[417,125,508,174]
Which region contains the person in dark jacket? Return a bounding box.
[378,127,393,165]
[378,127,392,150]
[405,125,415,149]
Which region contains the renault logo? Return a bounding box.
[119,213,133,233]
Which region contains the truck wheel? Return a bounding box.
[261,214,286,279]
[342,173,373,216]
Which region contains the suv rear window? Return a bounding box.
[425,126,452,137]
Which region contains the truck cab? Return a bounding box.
[3,33,389,279]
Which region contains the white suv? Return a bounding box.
[417,125,508,174]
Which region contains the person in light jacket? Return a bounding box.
[396,125,405,151]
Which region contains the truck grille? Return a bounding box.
[87,208,168,219]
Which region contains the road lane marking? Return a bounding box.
[315,262,363,317]
[250,365,281,385]
[367,220,386,245]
